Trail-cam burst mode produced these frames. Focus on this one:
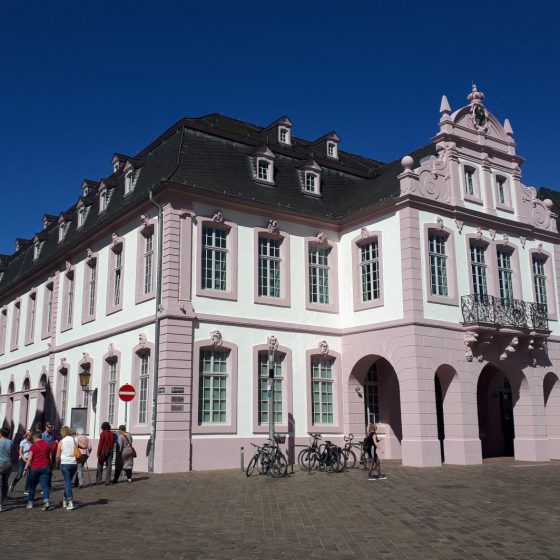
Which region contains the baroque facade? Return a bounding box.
[1,85,559,471]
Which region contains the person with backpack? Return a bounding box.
[96,422,114,485]
[364,424,387,481]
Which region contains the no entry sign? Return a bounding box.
[118,384,136,402]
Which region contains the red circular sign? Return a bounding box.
[118,384,136,402]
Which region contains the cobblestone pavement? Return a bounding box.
[1,458,560,560]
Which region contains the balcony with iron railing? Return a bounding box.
[461,294,549,333]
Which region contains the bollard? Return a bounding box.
[240,446,244,473]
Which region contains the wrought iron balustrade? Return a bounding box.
[461,294,549,332]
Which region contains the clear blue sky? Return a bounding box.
[1,1,558,255]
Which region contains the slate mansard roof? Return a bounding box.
[0,113,437,296]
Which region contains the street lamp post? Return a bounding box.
[267,335,278,443]
[78,370,98,438]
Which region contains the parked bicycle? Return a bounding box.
[298,433,343,473]
[340,433,362,469]
[246,437,288,478]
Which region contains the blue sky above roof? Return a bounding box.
[0,0,558,255]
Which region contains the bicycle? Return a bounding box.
[246,438,288,478]
[340,433,360,469]
[299,435,343,473]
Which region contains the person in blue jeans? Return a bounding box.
[10,430,32,494]
[24,432,52,510]
[0,427,13,512]
[56,426,78,510]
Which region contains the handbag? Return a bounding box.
[124,433,137,459]
[73,438,82,461]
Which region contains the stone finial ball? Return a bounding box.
[401,155,414,170]
[544,199,553,209]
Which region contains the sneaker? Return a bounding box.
[26,502,33,509]
[41,502,50,511]
[66,500,74,511]
[378,475,387,480]
[62,499,67,509]
[368,476,378,481]
[9,484,15,493]
[127,479,132,483]
[24,491,29,496]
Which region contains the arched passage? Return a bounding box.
[477,363,526,458]
[544,372,560,459]
[347,355,402,459]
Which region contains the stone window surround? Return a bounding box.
[462,162,483,205]
[57,358,70,429]
[81,251,98,325]
[60,265,75,333]
[0,306,7,356]
[494,173,514,213]
[24,289,37,346]
[352,229,384,311]
[304,236,339,313]
[304,171,321,196]
[278,126,291,145]
[253,228,291,308]
[99,345,121,428]
[423,223,459,306]
[251,344,293,434]
[58,216,70,243]
[196,216,238,302]
[106,235,125,316]
[530,248,558,321]
[135,217,157,305]
[98,183,114,214]
[327,141,338,159]
[129,338,154,434]
[10,298,21,352]
[305,347,343,434]
[256,157,274,185]
[192,337,238,435]
[41,278,54,340]
[76,200,91,229]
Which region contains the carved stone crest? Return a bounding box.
[140,214,150,228]
[139,333,148,349]
[464,331,479,362]
[502,234,510,247]
[317,232,328,244]
[500,336,519,362]
[455,219,464,234]
[489,229,496,241]
[360,227,369,239]
[111,233,123,248]
[267,335,279,353]
[318,340,329,355]
[267,220,280,235]
[436,217,444,230]
[475,227,483,240]
[519,236,526,249]
[212,209,224,223]
[210,330,223,347]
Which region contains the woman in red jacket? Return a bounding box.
[96,422,114,485]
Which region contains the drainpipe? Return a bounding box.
[147,189,164,473]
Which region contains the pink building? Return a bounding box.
[1,85,559,471]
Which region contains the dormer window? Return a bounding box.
[33,241,44,261]
[258,159,271,182]
[305,173,318,193]
[279,127,290,145]
[77,206,86,228]
[99,188,112,213]
[58,221,68,243]
[327,142,337,159]
[125,170,134,195]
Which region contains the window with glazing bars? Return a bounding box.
[465,169,475,196]
[82,366,90,408]
[497,250,514,300]
[533,257,548,308]
[360,240,380,302]
[199,350,227,423]
[312,357,334,424]
[114,251,122,306]
[305,173,317,193]
[27,294,36,341]
[309,246,330,304]
[138,353,150,423]
[202,227,227,290]
[144,233,154,294]
[429,233,448,296]
[258,160,270,181]
[67,276,74,326]
[46,286,53,334]
[364,364,379,425]
[258,237,281,298]
[11,302,20,348]
[107,361,117,425]
[88,264,96,317]
[470,244,488,296]
[258,353,283,424]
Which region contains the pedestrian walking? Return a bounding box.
[24,432,52,510]
[41,422,57,489]
[73,428,91,488]
[56,426,78,510]
[10,430,32,494]
[364,424,387,481]
[113,425,135,484]
[96,422,114,485]
[0,427,12,512]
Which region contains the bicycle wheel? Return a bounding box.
[300,449,318,472]
[297,448,309,469]
[342,448,357,469]
[246,455,258,477]
[270,451,288,478]
[324,449,339,473]
[257,452,269,475]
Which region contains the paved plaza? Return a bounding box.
[2,459,560,560]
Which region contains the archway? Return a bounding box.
[544,372,560,459]
[477,363,522,458]
[347,356,402,459]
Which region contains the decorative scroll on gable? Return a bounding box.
[520,185,558,233]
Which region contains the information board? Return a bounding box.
[70,407,88,434]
